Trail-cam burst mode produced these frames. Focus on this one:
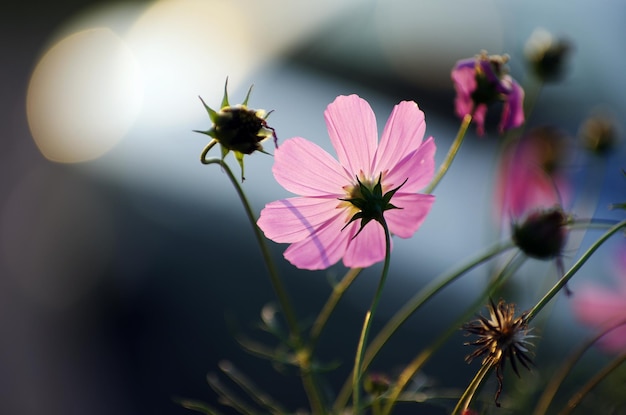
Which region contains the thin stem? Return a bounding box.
[202,157,325,415]
[352,219,392,415]
[526,219,626,322]
[560,352,626,415]
[566,217,620,231]
[202,157,301,338]
[332,240,515,412]
[309,267,362,351]
[381,252,526,415]
[424,113,472,194]
[533,319,626,415]
[452,360,495,415]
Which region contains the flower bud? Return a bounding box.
[512,208,568,259]
[524,28,572,82]
[579,112,620,156]
[195,79,276,180]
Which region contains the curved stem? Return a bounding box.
[309,267,362,351]
[424,113,472,194]
[560,352,626,415]
[352,219,392,415]
[381,252,526,415]
[202,157,324,414]
[533,319,626,415]
[526,219,626,322]
[332,240,515,412]
[452,360,495,415]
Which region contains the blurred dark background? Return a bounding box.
[2,1,626,414]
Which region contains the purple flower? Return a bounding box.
[452,52,525,135]
[257,95,435,270]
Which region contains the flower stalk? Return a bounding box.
[526,219,626,322]
[201,157,325,414]
[425,113,472,194]
[352,218,392,415]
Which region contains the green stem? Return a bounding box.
[533,319,626,415]
[526,219,626,322]
[332,240,515,412]
[309,267,362,351]
[381,252,526,415]
[202,156,325,415]
[424,114,472,194]
[560,352,626,415]
[452,359,495,415]
[353,219,392,415]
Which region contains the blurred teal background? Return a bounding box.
[2,1,626,414]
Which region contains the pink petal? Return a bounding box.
[572,287,626,324]
[385,193,435,238]
[451,65,476,119]
[499,76,525,133]
[283,214,353,270]
[596,326,626,353]
[343,221,387,268]
[374,101,426,173]
[257,197,343,243]
[383,137,435,193]
[324,95,377,177]
[572,286,626,353]
[510,165,560,219]
[473,104,487,136]
[273,137,350,197]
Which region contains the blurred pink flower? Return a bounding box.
[257,95,435,270]
[495,128,571,267]
[494,127,569,225]
[452,52,525,136]
[571,247,626,354]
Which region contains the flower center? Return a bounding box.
[338,173,407,237]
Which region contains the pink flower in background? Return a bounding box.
[257,95,435,270]
[494,127,570,226]
[572,247,626,354]
[452,52,525,135]
[495,128,571,265]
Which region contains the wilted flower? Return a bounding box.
[572,246,626,354]
[463,299,535,406]
[194,79,277,181]
[524,28,573,82]
[257,95,435,270]
[451,51,525,135]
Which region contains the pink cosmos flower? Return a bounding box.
[257,95,436,270]
[571,247,626,354]
[452,52,525,136]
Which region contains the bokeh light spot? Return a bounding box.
[26,28,142,163]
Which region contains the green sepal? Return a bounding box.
[220,77,230,109]
[234,151,245,181]
[198,96,218,124]
[340,175,407,238]
[241,84,253,107]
